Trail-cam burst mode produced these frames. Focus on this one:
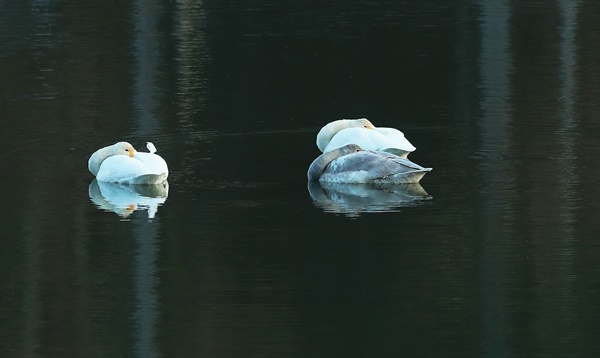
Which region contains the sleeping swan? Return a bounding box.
[316,118,417,158]
[88,142,168,184]
[308,144,431,184]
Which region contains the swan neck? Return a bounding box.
[308,150,340,181]
[88,145,113,176]
[316,120,348,152]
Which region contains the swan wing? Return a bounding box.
[96,156,145,183]
[320,151,431,184]
[323,128,381,152]
[324,127,417,155]
[372,127,417,153]
[372,151,428,170]
[96,155,168,184]
[135,152,169,176]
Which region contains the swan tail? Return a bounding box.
[373,168,432,184]
[122,173,168,185]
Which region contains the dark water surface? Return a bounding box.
[1,0,599,357]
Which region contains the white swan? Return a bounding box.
[88,142,169,184]
[308,144,431,184]
[316,118,416,158]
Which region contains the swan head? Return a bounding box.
[113,142,136,158]
[88,142,136,176]
[316,118,375,152]
[308,144,363,181]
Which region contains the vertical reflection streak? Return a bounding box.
[556,0,579,230]
[478,1,513,357]
[131,0,163,356]
[132,221,160,358]
[133,0,162,136]
[174,0,209,140]
[21,2,56,355]
[553,0,580,348]
[22,222,42,358]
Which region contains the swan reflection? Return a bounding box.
[308,181,431,216]
[89,179,169,218]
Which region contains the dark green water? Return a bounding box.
[1,0,599,357]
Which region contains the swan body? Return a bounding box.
[308,144,431,184]
[88,142,168,184]
[316,118,416,158]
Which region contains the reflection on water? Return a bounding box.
[133,0,160,134]
[478,1,513,356]
[308,181,431,217]
[556,0,579,230]
[88,180,169,219]
[132,213,160,358]
[1,0,599,357]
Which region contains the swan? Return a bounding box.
[88,142,169,184]
[308,144,431,184]
[316,118,417,158]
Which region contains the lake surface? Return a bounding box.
[1,0,599,357]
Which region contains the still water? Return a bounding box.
[1,0,599,357]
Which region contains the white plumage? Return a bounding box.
[316,118,416,158]
[88,142,169,184]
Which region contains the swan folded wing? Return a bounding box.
[96,156,147,183]
[321,151,430,184]
[135,152,169,176]
[372,151,429,170]
[373,127,417,152]
[324,128,381,152]
[324,127,416,156]
[96,156,168,184]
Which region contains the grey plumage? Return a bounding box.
[308,144,431,184]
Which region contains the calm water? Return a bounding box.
[1,0,599,357]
